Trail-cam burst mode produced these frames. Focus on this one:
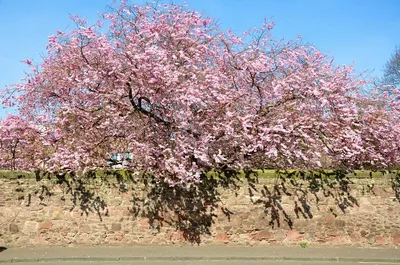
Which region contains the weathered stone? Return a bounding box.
[275,230,287,241]
[139,218,150,228]
[304,232,315,241]
[165,231,183,241]
[80,225,91,233]
[375,236,386,245]
[285,230,303,241]
[334,219,346,229]
[326,229,338,236]
[215,232,230,243]
[52,209,64,220]
[392,234,400,244]
[293,220,308,233]
[331,235,351,244]
[39,220,53,230]
[251,229,273,241]
[365,233,375,240]
[1,174,399,246]
[360,230,368,237]
[22,221,39,234]
[9,223,19,233]
[111,223,122,231]
[0,196,5,207]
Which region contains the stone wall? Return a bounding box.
[0,170,399,247]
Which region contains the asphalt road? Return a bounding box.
[1,246,399,265]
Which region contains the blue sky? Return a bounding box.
[1,0,399,117]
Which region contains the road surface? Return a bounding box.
[1,246,399,265]
[1,261,399,265]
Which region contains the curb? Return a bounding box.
[1,256,400,263]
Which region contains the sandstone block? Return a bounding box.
[39,220,53,230]
[80,225,91,233]
[251,229,273,241]
[375,236,386,245]
[111,223,122,231]
[22,221,39,234]
[215,232,230,243]
[9,223,19,233]
[286,230,303,241]
[139,218,150,228]
[392,233,400,244]
[334,219,346,229]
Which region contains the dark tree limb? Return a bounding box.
[127,81,171,127]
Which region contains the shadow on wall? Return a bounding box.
[13,169,400,244]
[0,247,7,252]
[249,170,361,229]
[392,173,400,202]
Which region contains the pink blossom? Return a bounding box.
[1,2,399,183]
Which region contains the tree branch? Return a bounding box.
[126,81,171,126]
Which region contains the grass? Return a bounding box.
[299,242,309,248]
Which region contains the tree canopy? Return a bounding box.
[1,2,400,184]
[381,46,400,91]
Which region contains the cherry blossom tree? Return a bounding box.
[2,1,399,183]
[0,115,43,170]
